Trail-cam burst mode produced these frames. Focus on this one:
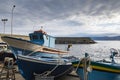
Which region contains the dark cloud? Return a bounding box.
[87,0,120,16]
[1,0,120,21]
[12,0,120,20]
[0,0,120,36]
[58,20,84,26]
[0,0,120,20]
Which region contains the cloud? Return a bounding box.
[0,0,120,36]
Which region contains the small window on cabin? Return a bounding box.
[39,35,43,40]
[32,35,38,40]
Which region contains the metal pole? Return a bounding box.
[1,19,8,34]
[4,21,5,34]
[84,53,89,80]
[11,5,15,36]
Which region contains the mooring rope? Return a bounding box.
[75,53,92,80]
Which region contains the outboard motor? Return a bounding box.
[110,48,118,63]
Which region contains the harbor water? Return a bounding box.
[55,40,120,63]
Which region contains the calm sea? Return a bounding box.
[55,40,120,63]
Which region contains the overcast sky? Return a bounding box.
[0,0,120,37]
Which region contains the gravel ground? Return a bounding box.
[15,72,80,80]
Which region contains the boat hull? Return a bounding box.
[17,55,73,80]
[1,36,73,80]
[72,61,120,80]
[1,36,68,56]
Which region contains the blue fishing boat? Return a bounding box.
[1,29,73,80]
[72,53,120,80]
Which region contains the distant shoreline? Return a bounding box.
[55,37,95,44]
[91,36,120,41]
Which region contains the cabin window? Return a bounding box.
[32,35,38,40]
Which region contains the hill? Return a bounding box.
[91,36,120,40]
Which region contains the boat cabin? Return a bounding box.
[29,29,55,48]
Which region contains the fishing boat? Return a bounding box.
[1,29,73,80]
[72,53,120,80]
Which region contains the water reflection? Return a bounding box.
[55,40,120,63]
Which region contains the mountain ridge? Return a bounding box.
[91,36,120,40]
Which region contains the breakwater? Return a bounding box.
[55,37,95,44]
[0,34,95,44]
